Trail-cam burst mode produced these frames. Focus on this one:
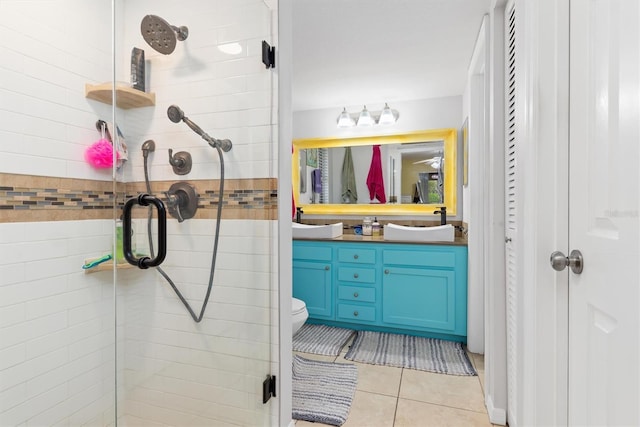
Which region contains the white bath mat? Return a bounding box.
[293,324,355,356]
[292,354,357,426]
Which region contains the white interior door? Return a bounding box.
[568,0,640,425]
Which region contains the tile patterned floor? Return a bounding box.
[294,339,493,427]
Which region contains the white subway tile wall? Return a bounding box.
[0,0,114,181]
[0,0,277,425]
[121,0,276,185]
[0,220,115,426]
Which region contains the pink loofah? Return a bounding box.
[85,138,119,168]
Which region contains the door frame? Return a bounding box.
[467,15,488,355]
[484,0,508,424]
[278,1,295,426]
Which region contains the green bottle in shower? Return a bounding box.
[115,219,124,262]
[114,219,135,263]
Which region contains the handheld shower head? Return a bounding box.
[141,15,188,55]
[167,105,233,152]
[167,105,184,123]
[167,105,232,152]
[167,105,207,139]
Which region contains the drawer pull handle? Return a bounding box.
[353,311,359,317]
[353,273,359,279]
[354,254,359,259]
[325,266,330,270]
[384,269,390,274]
[353,292,359,298]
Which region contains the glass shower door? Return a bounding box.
[113,1,277,425]
[0,0,118,424]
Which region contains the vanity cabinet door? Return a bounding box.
[382,266,457,332]
[293,260,333,319]
[381,245,467,337]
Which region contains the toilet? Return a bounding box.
[292,297,309,336]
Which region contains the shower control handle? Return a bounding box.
[122,194,167,269]
[165,182,198,223]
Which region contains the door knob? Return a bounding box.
[550,250,584,274]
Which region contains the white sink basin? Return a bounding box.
[292,222,343,239]
[383,223,455,242]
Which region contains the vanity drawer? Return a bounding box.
[293,245,332,262]
[382,249,456,268]
[338,267,376,283]
[337,303,376,322]
[338,285,376,303]
[337,248,376,264]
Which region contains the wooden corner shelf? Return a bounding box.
[85,83,155,109]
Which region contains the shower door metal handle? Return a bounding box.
[123,194,167,269]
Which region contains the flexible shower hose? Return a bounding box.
[143,146,225,323]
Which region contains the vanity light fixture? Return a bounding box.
[336,103,399,128]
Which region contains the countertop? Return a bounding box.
[293,234,468,246]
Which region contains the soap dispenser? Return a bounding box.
[372,217,381,236]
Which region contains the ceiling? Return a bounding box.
[292,0,491,112]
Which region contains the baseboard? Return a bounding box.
[486,394,507,425]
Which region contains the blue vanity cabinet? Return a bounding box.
[292,239,468,341]
[292,242,334,319]
[381,245,468,337]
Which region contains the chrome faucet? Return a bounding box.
[433,206,447,225]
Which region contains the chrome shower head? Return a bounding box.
[140,15,188,55]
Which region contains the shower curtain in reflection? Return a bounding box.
[0,0,277,425]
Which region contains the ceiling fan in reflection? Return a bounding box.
[413,156,442,169]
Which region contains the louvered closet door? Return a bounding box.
[504,2,519,426]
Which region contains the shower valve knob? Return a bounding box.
[168,149,192,175]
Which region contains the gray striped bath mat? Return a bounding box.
[344,331,476,376]
[293,324,355,356]
[292,355,357,426]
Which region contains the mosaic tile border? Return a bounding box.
[0,187,115,211]
[0,173,278,223]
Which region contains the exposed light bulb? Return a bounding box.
[336,107,355,127]
[357,106,375,127]
[378,103,397,125]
